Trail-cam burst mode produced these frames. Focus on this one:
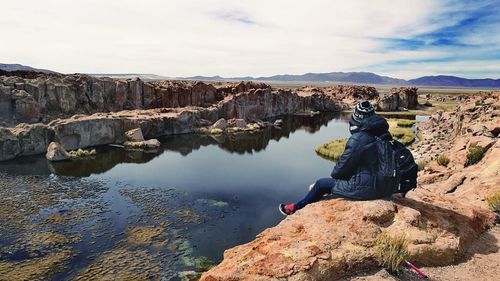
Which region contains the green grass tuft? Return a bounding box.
[315,138,348,161]
[436,154,450,167]
[465,145,486,167]
[375,231,409,273]
[396,119,416,127]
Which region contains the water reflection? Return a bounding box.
[0,113,350,177]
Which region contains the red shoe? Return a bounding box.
[279,203,296,215]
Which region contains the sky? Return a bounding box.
[1,0,499,79]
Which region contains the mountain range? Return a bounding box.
[0,63,56,73]
[181,72,500,88]
[1,63,499,88]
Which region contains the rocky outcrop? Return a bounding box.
[219,88,346,121]
[411,91,499,161]
[201,189,495,280]
[296,85,379,108]
[1,73,354,128]
[376,87,419,111]
[48,108,206,151]
[0,123,54,161]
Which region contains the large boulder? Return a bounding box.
[125,128,145,142]
[211,118,228,130]
[46,142,70,161]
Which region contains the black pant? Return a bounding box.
[295,178,337,210]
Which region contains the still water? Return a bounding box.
[0,113,423,279]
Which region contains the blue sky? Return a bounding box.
[0,0,499,79]
[368,0,500,78]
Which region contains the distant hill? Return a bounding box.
[0,63,56,73]
[408,75,500,88]
[89,73,171,80]
[180,72,500,88]
[181,72,407,85]
[2,63,499,88]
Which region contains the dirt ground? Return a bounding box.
[349,225,500,281]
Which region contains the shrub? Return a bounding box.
[417,160,428,171]
[315,138,347,161]
[486,192,500,212]
[375,231,409,273]
[436,154,450,167]
[465,145,486,167]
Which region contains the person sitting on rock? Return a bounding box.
[279,101,390,215]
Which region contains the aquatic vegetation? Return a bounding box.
[126,226,165,245]
[210,128,223,135]
[75,248,165,280]
[0,249,73,281]
[465,144,486,167]
[375,231,409,273]
[197,198,229,207]
[175,209,202,224]
[68,148,97,159]
[486,191,500,212]
[315,138,348,161]
[436,154,450,167]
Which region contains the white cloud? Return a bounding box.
[0,0,496,78]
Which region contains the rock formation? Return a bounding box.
[296,85,379,108]
[2,71,380,161]
[376,87,419,111]
[411,91,499,161]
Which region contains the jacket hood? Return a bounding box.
[359,115,389,136]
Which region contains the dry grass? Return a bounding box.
[417,160,429,171]
[486,192,500,212]
[375,231,409,273]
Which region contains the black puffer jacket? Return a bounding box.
[330,115,390,200]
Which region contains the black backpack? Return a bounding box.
[374,134,418,198]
